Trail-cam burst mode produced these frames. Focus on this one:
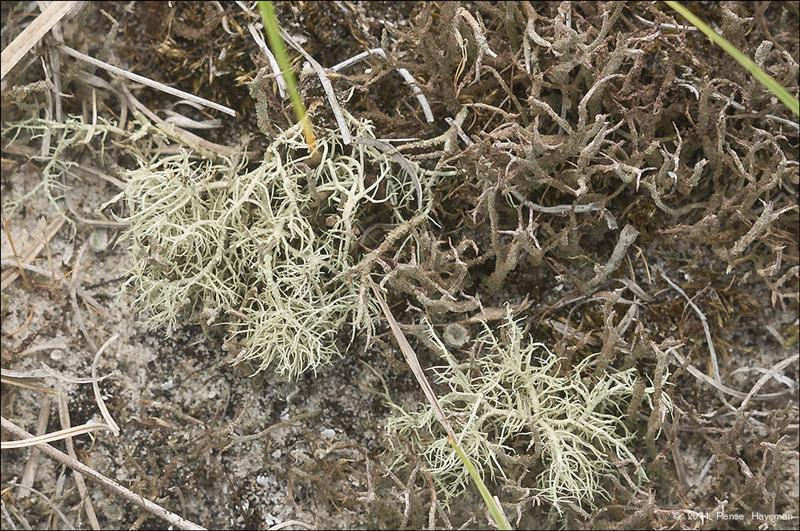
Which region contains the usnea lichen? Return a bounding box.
[122,117,435,378]
[2,116,125,215]
[387,309,673,513]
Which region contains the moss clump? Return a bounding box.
[387,309,672,513]
[122,117,430,378]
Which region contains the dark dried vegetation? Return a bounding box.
[1,1,798,529]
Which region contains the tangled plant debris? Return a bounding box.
[1,1,798,529]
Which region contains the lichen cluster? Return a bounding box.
[122,117,429,378]
[388,310,672,513]
[2,116,124,215]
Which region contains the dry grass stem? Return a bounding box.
[330,48,436,124]
[90,333,121,436]
[280,28,352,144]
[658,268,722,385]
[1,417,206,530]
[59,45,236,117]
[1,215,66,291]
[247,23,288,100]
[18,397,51,498]
[56,392,101,530]
[0,1,79,80]
[1,421,114,450]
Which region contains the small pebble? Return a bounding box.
[89,229,109,252]
[443,323,470,348]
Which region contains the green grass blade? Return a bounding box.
[663,1,799,117]
[450,438,512,530]
[257,1,317,149]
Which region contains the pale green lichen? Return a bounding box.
[387,309,672,513]
[121,117,436,378]
[2,115,125,215]
[4,113,447,379]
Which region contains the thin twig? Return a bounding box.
[1,417,206,531]
[2,366,110,385]
[64,195,128,229]
[1,215,66,291]
[73,163,126,189]
[280,28,351,144]
[70,242,98,352]
[18,398,51,497]
[1,500,21,530]
[632,13,697,31]
[330,48,385,72]
[267,521,314,530]
[396,68,434,123]
[57,391,101,530]
[678,80,799,130]
[91,334,121,436]
[668,347,789,400]
[331,48,436,123]
[737,354,799,412]
[1,215,31,292]
[59,45,236,117]
[369,278,454,435]
[121,84,242,157]
[247,23,287,99]
[39,57,54,157]
[659,268,721,384]
[1,422,113,450]
[368,278,511,529]
[0,259,108,315]
[4,483,74,530]
[0,376,55,394]
[46,16,64,121]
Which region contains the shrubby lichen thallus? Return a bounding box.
[387,308,673,513]
[121,116,443,378]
